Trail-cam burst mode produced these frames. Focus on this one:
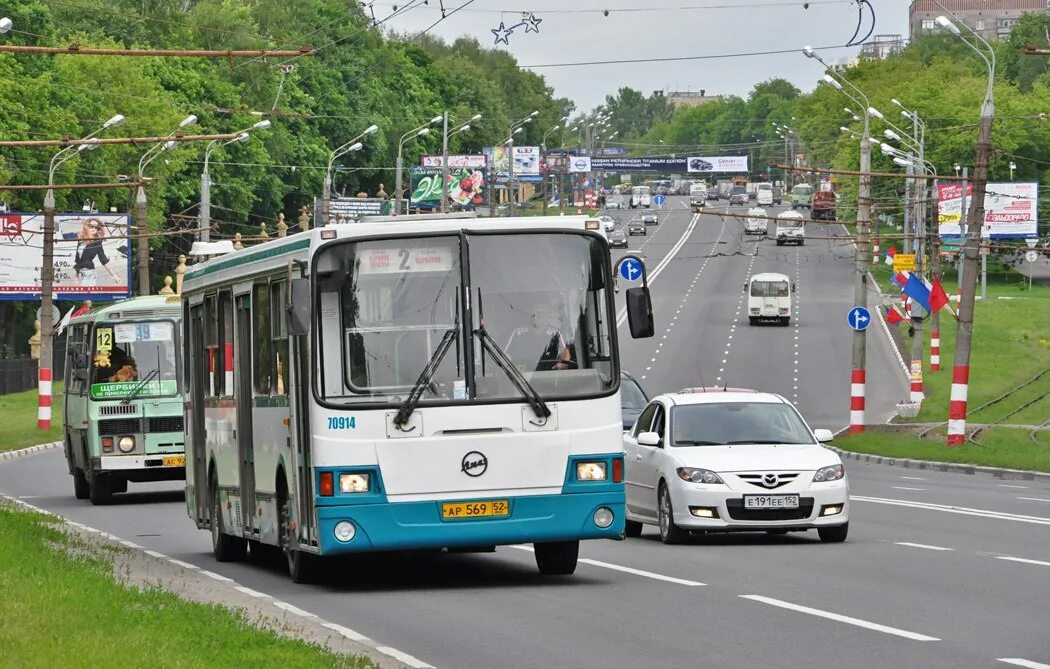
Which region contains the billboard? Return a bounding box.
[409,166,486,210]
[312,197,389,226]
[568,156,592,173]
[0,213,131,300]
[420,155,487,169]
[512,146,541,175]
[937,182,1038,238]
[686,156,749,173]
[483,146,543,183]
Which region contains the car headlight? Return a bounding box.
[576,462,607,481]
[676,467,724,484]
[813,464,845,482]
[117,436,135,453]
[338,473,371,493]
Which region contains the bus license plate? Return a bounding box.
[744,494,799,510]
[441,500,509,520]
[162,455,185,467]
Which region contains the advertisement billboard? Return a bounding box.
[686,156,749,173]
[0,213,131,300]
[568,156,592,173]
[409,166,486,210]
[937,182,1038,238]
[512,146,541,175]
[420,155,487,169]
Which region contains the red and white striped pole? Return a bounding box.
[37,367,53,430]
[872,240,880,265]
[947,365,968,446]
[930,330,940,371]
[850,369,865,433]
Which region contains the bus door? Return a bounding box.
[286,278,315,547]
[188,303,209,525]
[235,294,257,535]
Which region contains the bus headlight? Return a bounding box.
[333,521,356,543]
[117,436,135,453]
[339,473,371,493]
[576,462,607,481]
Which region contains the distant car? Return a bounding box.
[620,371,648,430]
[628,219,647,236]
[810,191,836,221]
[597,215,616,232]
[609,227,628,248]
[706,190,720,201]
[729,186,748,206]
[642,213,659,225]
[622,389,848,544]
[606,200,624,209]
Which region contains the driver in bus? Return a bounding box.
[533,306,574,371]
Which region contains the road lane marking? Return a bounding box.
[998,484,1029,489]
[273,601,317,618]
[376,646,435,669]
[322,622,371,642]
[200,569,235,583]
[616,212,700,327]
[895,542,953,551]
[852,495,1050,526]
[740,595,940,641]
[234,585,270,599]
[1018,497,1050,503]
[899,476,926,481]
[995,556,1050,568]
[892,486,927,491]
[167,558,200,570]
[506,545,703,585]
[999,659,1050,669]
[144,549,169,559]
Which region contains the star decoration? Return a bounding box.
[522,12,542,33]
[491,21,513,45]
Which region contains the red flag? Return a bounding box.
[929,276,949,313]
[885,305,904,325]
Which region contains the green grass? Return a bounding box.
[0,503,376,669]
[834,428,1050,472]
[0,383,64,452]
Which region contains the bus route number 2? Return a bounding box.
[327,416,357,431]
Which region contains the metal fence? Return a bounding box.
[0,343,65,395]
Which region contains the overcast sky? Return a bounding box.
[382,0,911,113]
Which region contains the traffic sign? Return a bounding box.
[36,305,60,325]
[619,258,643,282]
[847,306,871,331]
[1026,250,1039,263]
[1026,238,1039,248]
[653,194,666,208]
[893,253,916,272]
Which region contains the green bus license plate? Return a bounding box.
[442,500,509,519]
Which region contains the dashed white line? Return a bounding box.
[322,622,372,643]
[200,569,235,583]
[167,558,200,570]
[995,556,1050,568]
[144,549,169,559]
[234,585,271,599]
[273,601,318,618]
[852,496,1050,526]
[998,484,1029,489]
[894,542,953,551]
[999,659,1050,669]
[376,646,435,669]
[1017,497,1050,503]
[740,595,940,641]
[579,558,705,587]
[892,486,927,491]
[899,476,926,481]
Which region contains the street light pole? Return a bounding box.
[325,123,378,222]
[396,118,439,216]
[439,112,480,214]
[541,123,562,215]
[507,111,538,217]
[201,120,270,242]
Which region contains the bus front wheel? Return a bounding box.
[73,468,89,500]
[89,473,112,505]
[534,540,579,575]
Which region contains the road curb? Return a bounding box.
[829,446,1050,482]
[0,441,61,462]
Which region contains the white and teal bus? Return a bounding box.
[63,295,185,504]
[181,213,654,582]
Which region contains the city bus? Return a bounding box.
[181,213,655,582]
[630,186,651,209]
[62,295,185,504]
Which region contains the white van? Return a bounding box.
[745,207,767,235]
[756,182,774,206]
[775,210,805,246]
[747,272,794,326]
[630,186,652,209]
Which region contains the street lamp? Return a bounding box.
[507,110,538,216]
[1009,161,1016,180]
[541,123,563,214]
[439,112,481,213]
[201,119,270,242]
[395,116,442,215]
[323,123,378,221]
[0,17,12,33]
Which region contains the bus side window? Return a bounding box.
[253,283,273,395]
[218,291,234,397]
[271,281,288,396]
[205,295,218,397]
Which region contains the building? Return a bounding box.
[909,0,1047,41]
[860,34,905,59]
[661,90,720,109]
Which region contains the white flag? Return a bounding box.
[56,307,74,335]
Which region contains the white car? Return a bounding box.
[623,389,848,544]
[597,215,616,232]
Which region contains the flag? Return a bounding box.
[929,276,949,313]
[55,307,74,335]
[72,301,91,318]
[885,305,907,325]
[885,246,897,266]
[892,271,909,289]
[902,272,932,313]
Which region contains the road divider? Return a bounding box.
[739,595,940,641]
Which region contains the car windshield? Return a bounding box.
[620,376,647,409]
[91,320,179,400]
[792,185,813,196]
[671,402,815,446]
[314,232,617,406]
[731,187,746,195]
[751,280,789,297]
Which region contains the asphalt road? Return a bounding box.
[4,197,1047,669]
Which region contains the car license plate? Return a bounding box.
[744,494,799,510]
[162,455,185,467]
[441,499,509,520]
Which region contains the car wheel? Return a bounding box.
[625,519,643,538]
[749,316,758,326]
[73,468,90,500]
[658,484,689,545]
[776,240,784,246]
[818,522,849,543]
[89,473,112,506]
[534,540,579,575]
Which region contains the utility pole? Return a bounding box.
[135,186,149,295]
[440,111,449,214]
[930,182,942,372]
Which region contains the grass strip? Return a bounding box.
[0,383,64,453]
[0,503,375,669]
[834,428,1050,473]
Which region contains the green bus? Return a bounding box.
[63,295,185,504]
[789,183,814,210]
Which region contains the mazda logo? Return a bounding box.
[461,451,488,477]
[762,473,779,488]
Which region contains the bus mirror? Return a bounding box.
[288,278,311,336]
[625,287,654,339]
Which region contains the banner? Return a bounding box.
[937,182,1038,238]
[313,197,389,225]
[483,146,543,183]
[409,167,486,210]
[686,156,749,173]
[0,213,131,300]
[568,156,592,173]
[512,146,541,175]
[420,155,486,169]
[543,153,571,174]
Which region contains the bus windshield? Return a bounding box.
[791,184,813,196]
[750,280,789,297]
[91,320,179,400]
[315,232,617,407]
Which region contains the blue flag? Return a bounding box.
[902,272,931,313]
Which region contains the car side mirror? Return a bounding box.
[813,429,834,443]
[287,278,311,337]
[792,283,797,292]
[637,431,661,447]
[626,287,654,339]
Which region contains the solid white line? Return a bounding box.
[852,496,1050,526]
[1018,497,1050,503]
[234,585,271,599]
[899,476,926,481]
[616,212,699,327]
[999,659,1050,669]
[895,542,953,551]
[996,556,1050,568]
[376,646,435,669]
[998,484,1029,489]
[740,595,940,641]
[273,601,317,618]
[892,486,927,491]
[321,622,371,643]
[200,569,235,583]
[167,558,200,570]
[578,558,705,587]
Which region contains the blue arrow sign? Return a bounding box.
[847,306,871,331]
[619,258,643,282]
[653,194,666,208]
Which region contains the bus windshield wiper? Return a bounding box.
[473,325,551,420]
[121,368,159,405]
[393,327,459,427]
